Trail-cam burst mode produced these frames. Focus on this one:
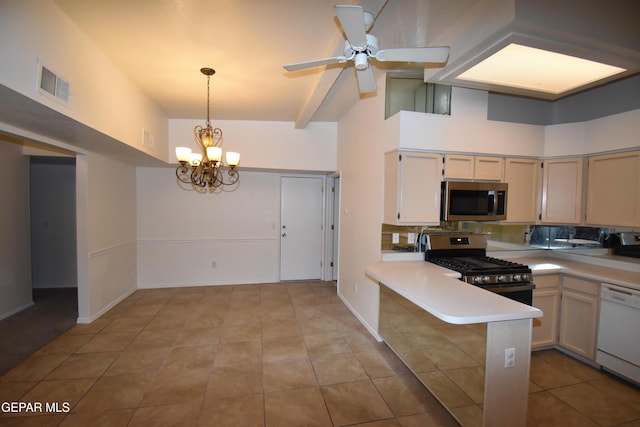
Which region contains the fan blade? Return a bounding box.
[375,47,450,64]
[360,0,388,21]
[356,66,377,93]
[335,5,367,50]
[283,56,348,72]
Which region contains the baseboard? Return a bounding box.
[76,287,137,324]
[0,301,35,321]
[337,291,383,342]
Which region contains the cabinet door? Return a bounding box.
[541,157,584,224]
[559,289,599,361]
[586,151,640,227]
[532,289,560,348]
[474,156,504,181]
[384,151,443,225]
[443,154,474,180]
[504,158,540,223]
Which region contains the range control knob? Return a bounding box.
[497,275,506,282]
[513,274,521,281]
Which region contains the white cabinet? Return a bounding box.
[541,157,584,224]
[586,150,640,227]
[504,158,541,223]
[443,154,473,179]
[532,274,561,348]
[443,154,504,181]
[383,151,443,225]
[558,275,599,361]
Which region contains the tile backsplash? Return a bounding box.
[381,222,611,251]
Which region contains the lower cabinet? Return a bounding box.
[532,274,561,348]
[558,275,600,361]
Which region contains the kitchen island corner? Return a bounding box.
[366,260,542,427]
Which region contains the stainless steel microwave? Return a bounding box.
[441,181,508,221]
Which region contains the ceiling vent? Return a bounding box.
[39,65,70,103]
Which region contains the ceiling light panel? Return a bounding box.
[456,43,627,94]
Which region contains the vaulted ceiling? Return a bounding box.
[40,0,640,129]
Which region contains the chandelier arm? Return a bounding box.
[213,128,223,147]
[216,168,240,186]
[194,125,207,152]
[207,167,222,187]
[175,164,193,184]
[191,163,208,187]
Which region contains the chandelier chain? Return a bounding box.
[206,74,211,125]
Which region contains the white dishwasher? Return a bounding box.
[596,283,640,385]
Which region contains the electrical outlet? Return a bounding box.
[407,232,415,243]
[504,347,515,368]
[392,233,400,244]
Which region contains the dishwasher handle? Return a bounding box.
[601,283,640,309]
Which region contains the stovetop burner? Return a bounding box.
[423,233,532,286]
[428,256,531,275]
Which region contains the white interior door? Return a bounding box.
[280,176,323,281]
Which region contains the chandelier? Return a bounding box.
[175,67,240,190]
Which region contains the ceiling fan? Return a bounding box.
[283,3,450,93]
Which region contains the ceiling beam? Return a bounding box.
[293,0,388,129]
[293,33,346,129]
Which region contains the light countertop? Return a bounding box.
[502,255,640,290]
[366,261,542,325]
[370,248,639,326]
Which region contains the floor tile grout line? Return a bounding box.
[6,281,639,426]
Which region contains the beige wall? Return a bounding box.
[0,0,168,162]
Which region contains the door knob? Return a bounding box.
[282,233,286,238]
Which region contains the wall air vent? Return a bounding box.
[39,65,70,103]
[142,128,155,148]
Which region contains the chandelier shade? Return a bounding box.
[175,67,240,191]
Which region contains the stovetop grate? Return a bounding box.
[427,256,531,275]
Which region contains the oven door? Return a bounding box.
[482,283,534,305]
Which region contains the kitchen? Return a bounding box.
[1,0,640,426]
[369,95,640,424]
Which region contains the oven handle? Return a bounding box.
[486,283,535,293]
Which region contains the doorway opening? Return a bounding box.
[0,153,79,375]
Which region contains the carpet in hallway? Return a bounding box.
[0,288,77,376]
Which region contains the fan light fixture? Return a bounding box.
[175,67,240,190]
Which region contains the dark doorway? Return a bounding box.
[0,157,80,375]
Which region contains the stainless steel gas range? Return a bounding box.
[424,233,534,305]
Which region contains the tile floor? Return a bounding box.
[0,281,638,426]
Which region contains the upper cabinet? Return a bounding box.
[586,150,640,227]
[504,158,541,223]
[384,151,443,225]
[383,148,638,227]
[443,154,504,181]
[541,157,584,224]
